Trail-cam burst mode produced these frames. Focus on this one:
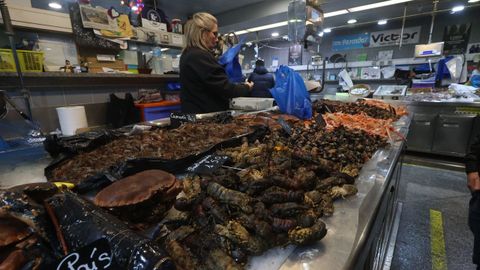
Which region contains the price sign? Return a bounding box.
[277,117,292,136]
[187,154,229,174]
[50,238,118,270]
[170,112,196,128]
[316,114,326,128]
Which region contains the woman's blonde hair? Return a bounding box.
[183,12,217,51]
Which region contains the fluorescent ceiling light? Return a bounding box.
[323,28,332,33]
[235,30,249,35]
[319,32,324,37]
[347,19,357,24]
[451,5,465,12]
[324,9,349,18]
[468,0,480,2]
[234,21,288,35]
[348,0,413,12]
[48,2,62,9]
[161,48,169,51]
[232,0,415,36]
[378,19,388,25]
[271,32,279,37]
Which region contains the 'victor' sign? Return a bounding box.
[370,26,421,48]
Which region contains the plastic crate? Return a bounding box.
[135,101,181,121]
[0,49,44,72]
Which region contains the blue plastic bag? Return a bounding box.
[218,43,244,83]
[270,65,312,120]
[471,75,480,88]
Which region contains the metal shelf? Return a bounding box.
[0,72,180,89]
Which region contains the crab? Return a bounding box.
[94,170,182,224]
[330,184,358,200]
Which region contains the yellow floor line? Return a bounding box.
[430,209,448,270]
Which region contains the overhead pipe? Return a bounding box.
[428,0,439,44]
[398,4,408,48]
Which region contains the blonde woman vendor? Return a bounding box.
[180,12,253,114]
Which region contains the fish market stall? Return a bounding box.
[0,99,409,270]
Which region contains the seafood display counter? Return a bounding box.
[0,99,409,270]
[249,117,408,270]
[318,93,480,158]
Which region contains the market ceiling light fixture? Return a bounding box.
[48,2,62,9]
[468,0,480,3]
[348,0,413,12]
[451,5,465,13]
[232,0,413,36]
[347,19,357,24]
[271,32,279,37]
[233,21,288,35]
[323,28,332,33]
[324,9,349,18]
[378,19,388,25]
[318,32,324,37]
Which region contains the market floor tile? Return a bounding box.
[391,163,475,270]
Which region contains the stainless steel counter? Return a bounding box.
[0,114,410,270]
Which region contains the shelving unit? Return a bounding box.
[0,72,180,89]
[243,54,480,74]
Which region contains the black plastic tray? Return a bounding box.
[45,126,267,194]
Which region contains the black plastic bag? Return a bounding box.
[106,93,141,128]
[43,130,116,158]
[45,126,267,194]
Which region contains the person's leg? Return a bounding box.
[469,191,480,268]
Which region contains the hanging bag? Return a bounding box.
[270,65,312,120]
[218,33,244,83]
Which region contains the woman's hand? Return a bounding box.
[467,172,480,191]
[244,80,254,90]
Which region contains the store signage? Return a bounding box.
[443,23,471,55]
[79,5,118,32]
[369,26,421,48]
[50,238,118,270]
[316,114,326,127]
[277,117,292,136]
[187,154,229,174]
[332,33,370,51]
[288,44,303,65]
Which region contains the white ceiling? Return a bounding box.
[211,0,478,40]
[29,0,479,40]
[156,0,267,18]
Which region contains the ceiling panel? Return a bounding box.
[157,0,267,18]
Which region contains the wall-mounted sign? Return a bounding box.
[370,26,421,48]
[443,23,471,55]
[332,33,370,51]
[288,44,303,65]
[79,5,118,31]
